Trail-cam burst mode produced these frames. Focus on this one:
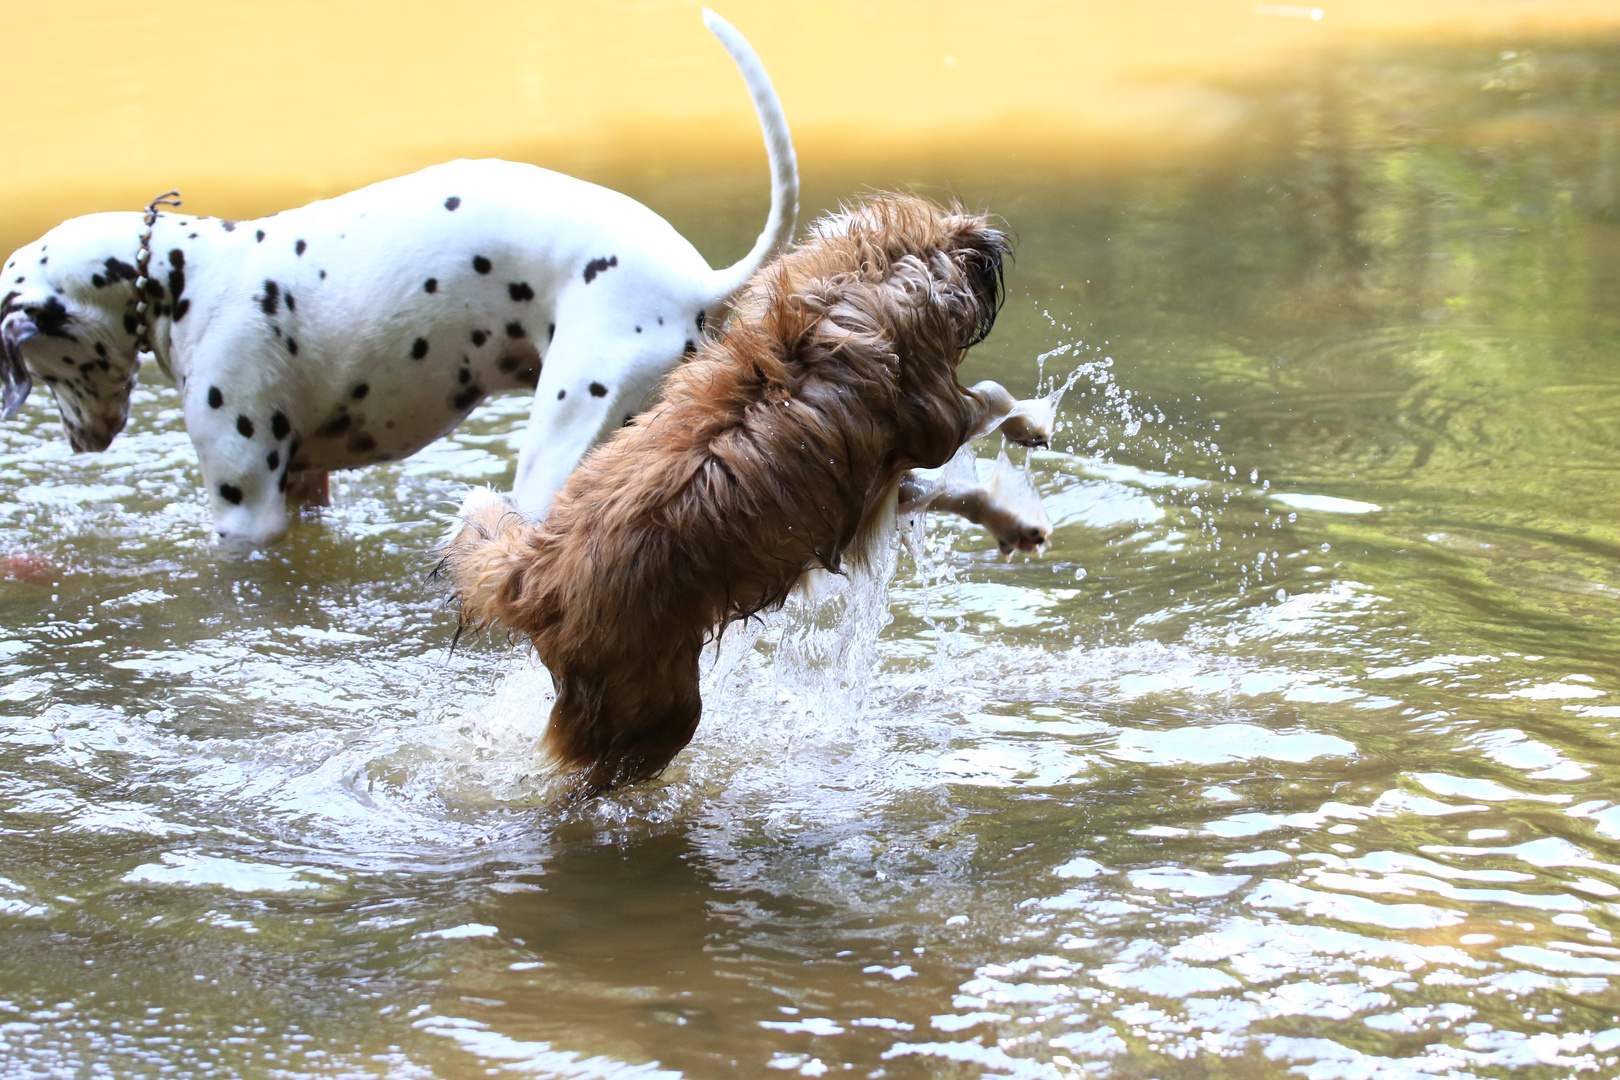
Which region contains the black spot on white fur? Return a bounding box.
[295,239,306,256]
[266,449,279,471]
[505,322,524,339]
[411,338,429,360]
[583,255,617,284]
[472,255,491,275]
[237,415,254,438]
[219,483,243,505]
[509,282,533,302]
[31,297,71,338]
[271,412,290,440]
[471,330,487,347]
[258,281,279,317]
[208,386,224,409]
[424,278,438,294]
[167,251,186,313]
[589,382,607,397]
[445,196,461,211]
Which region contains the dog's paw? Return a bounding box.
[992,519,1051,557]
[998,395,1057,448]
[983,449,1052,557]
[922,449,1053,558]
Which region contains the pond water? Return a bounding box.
[4,30,1620,1080]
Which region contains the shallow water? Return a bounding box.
[5,32,1620,1080]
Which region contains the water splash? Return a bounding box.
[705,514,902,732]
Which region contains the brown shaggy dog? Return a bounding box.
[440,193,1050,797]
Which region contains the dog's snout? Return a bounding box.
[60,407,126,453]
[65,423,114,453]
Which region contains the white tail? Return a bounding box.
[701,9,799,301]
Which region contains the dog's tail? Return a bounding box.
[438,487,544,635]
[702,9,799,303]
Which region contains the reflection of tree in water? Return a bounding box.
[987,38,1620,507]
[1304,63,1371,290]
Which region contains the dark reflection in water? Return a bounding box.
[5,35,1620,1080]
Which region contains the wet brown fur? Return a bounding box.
[440,194,1010,797]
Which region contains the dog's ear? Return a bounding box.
[0,314,37,420]
[959,227,1010,350]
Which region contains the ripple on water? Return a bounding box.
[4,242,1620,1075]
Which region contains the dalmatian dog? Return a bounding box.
[0,10,796,546]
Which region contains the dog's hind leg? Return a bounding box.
[510,314,696,517]
[549,639,706,798]
[438,486,710,798]
[285,470,330,507]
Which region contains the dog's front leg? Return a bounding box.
[182,383,293,547]
[900,448,1052,556]
[962,380,1056,448]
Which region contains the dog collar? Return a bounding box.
[133,190,182,377]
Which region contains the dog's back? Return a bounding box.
[445,193,1010,796]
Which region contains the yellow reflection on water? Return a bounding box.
[4,0,1619,244]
